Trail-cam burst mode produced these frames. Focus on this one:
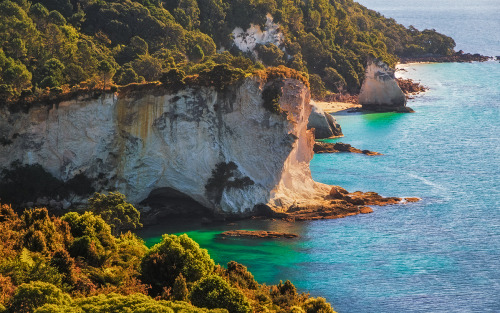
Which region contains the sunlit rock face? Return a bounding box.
[307,103,343,139]
[0,78,330,215]
[359,57,411,112]
[232,14,285,56]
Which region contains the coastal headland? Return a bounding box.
[0,67,419,223]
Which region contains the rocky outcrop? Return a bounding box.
[232,14,285,57]
[396,78,427,96]
[253,186,420,221]
[307,103,342,139]
[359,57,413,112]
[0,77,335,215]
[313,142,382,156]
[219,230,298,239]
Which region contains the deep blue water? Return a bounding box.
[140,61,500,313]
[355,0,500,56]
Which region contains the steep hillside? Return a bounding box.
[0,0,455,102]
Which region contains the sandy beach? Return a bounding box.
[311,100,361,113]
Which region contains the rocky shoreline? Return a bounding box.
[253,186,419,222]
[396,78,428,96]
[399,51,491,63]
[313,142,382,156]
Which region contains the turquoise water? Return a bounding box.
[139,61,500,312]
[354,0,500,56]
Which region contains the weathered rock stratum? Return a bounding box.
[307,103,343,139]
[0,77,334,216]
[359,57,413,112]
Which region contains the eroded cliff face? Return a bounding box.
[359,57,411,112]
[0,78,330,215]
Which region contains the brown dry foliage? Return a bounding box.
[253,66,310,88]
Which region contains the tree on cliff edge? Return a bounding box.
[97,60,115,91]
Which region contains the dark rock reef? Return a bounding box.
[219,230,298,239]
[313,142,382,156]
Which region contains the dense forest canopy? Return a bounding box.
[0,0,455,101]
[0,198,338,313]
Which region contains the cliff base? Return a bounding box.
[254,186,420,222]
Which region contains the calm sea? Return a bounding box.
[355,0,500,56]
[139,4,500,313]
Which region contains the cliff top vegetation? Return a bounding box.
[0,0,455,104]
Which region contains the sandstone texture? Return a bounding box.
[313,142,382,156]
[219,230,298,239]
[307,103,343,139]
[359,57,412,112]
[0,77,334,215]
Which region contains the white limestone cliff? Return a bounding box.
[0,78,330,215]
[232,14,285,57]
[359,57,411,112]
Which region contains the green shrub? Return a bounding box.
[197,64,245,91]
[34,293,227,313]
[37,293,171,313]
[35,304,82,313]
[0,250,63,288]
[50,249,77,286]
[114,232,147,272]
[270,280,299,308]
[262,84,282,114]
[61,212,115,248]
[189,44,205,62]
[141,234,214,295]
[255,43,285,67]
[226,262,257,290]
[62,212,115,266]
[68,235,106,267]
[172,274,188,301]
[9,281,71,313]
[21,207,72,254]
[87,192,142,236]
[159,68,186,92]
[302,297,336,313]
[308,74,326,100]
[189,275,251,313]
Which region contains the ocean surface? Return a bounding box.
[139,3,500,312]
[355,0,500,56]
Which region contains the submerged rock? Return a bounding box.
[219,230,298,239]
[359,57,413,112]
[307,103,343,139]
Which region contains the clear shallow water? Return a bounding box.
[139,61,500,313]
[354,0,500,56]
